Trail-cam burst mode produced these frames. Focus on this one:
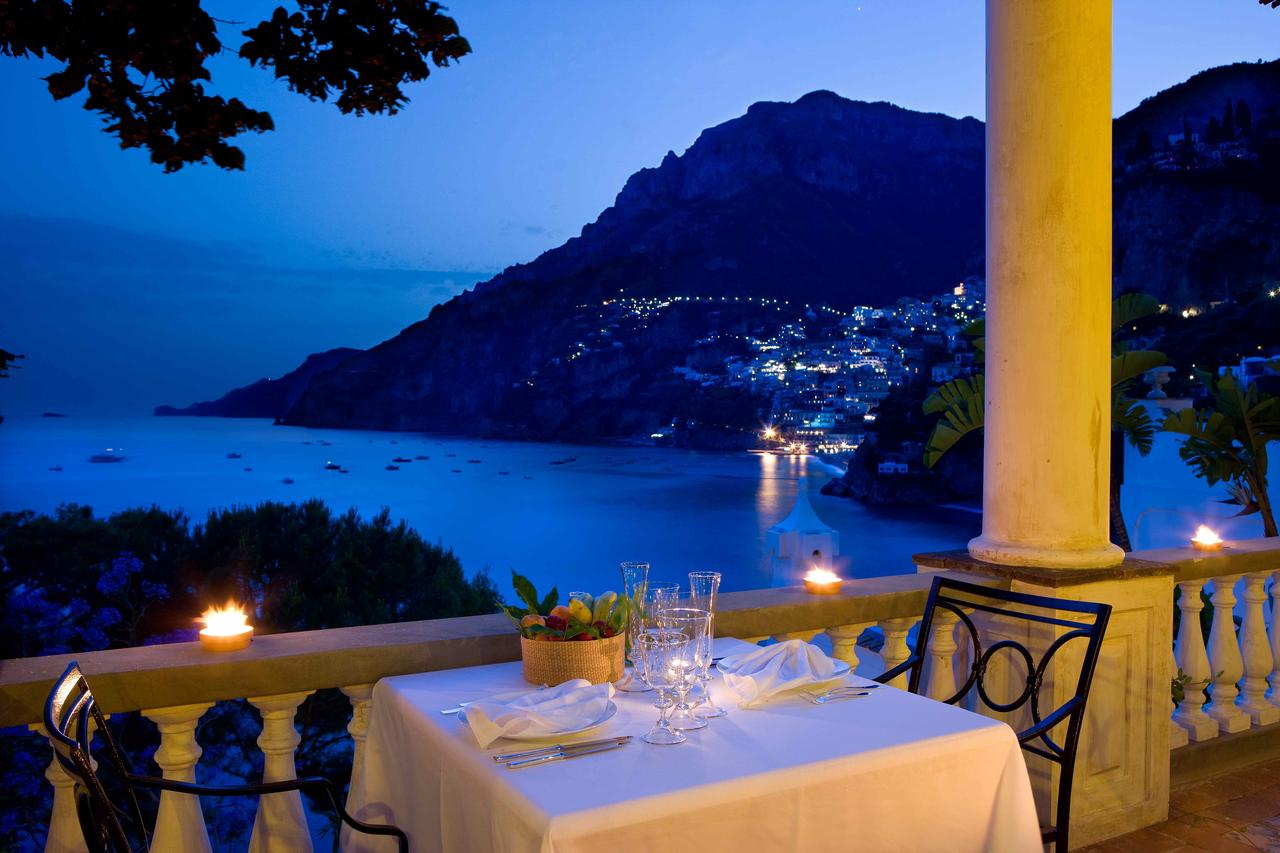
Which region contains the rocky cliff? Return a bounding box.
[155,347,361,418]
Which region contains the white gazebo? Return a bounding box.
[767,475,839,587]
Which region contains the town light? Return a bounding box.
[199,602,254,651]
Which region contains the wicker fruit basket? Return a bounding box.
[501,571,630,686]
[520,632,625,686]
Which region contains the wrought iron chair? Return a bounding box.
[43,661,408,853]
[874,576,1112,852]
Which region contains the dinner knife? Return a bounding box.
[492,735,630,763]
[505,740,628,769]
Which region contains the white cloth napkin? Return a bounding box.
[463,679,615,748]
[718,640,838,707]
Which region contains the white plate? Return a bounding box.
[458,700,619,741]
[716,657,851,683]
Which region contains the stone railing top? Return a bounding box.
[914,549,1172,587]
[0,573,969,728]
[1138,537,1280,583]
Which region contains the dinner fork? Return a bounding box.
[804,690,871,705]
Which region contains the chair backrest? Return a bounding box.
[43,662,143,853]
[905,576,1111,848]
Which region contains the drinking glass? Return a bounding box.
[656,607,711,731]
[634,630,688,745]
[639,583,682,709]
[641,582,680,629]
[617,562,651,692]
[688,572,727,718]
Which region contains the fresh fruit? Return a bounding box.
[545,615,568,632]
[573,631,594,640]
[520,614,546,631]
[549,605,571,623]
[568,599,593,624]
[591,591,618,622]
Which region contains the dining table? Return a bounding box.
[345,638,1043,852]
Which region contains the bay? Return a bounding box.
[0,416,980,595]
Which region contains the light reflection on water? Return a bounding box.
[0,416,982,594]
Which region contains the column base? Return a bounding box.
[968,535,1125,569]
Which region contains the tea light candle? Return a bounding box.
[803,568,843,595]
[198,603,254,652]
[1191,525,1224,552]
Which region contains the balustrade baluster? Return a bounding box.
[142,703,215,852]
[1169,648,1190,750]
[923,610,960,701]
[1205,575,1250,734]
[248,691,315,853]
[1173,580,1218,741]
[1237,572,1280,726]
[29,724,88,853]
[340,684,375,851]
[877,618,915,689]
[826,623,870,673]
[1269,570,1280,708]
[772,629,822,643]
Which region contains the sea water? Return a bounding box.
[0,416,979,594]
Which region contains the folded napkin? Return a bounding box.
[718,640,838,707]
[463,680,615,748]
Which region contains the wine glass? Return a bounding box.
[641,582,680,629]
[639,582,682,710]
[688,572,727,718]
[617,562,651,692]
[656,607,711,731]
[634,630,688,745]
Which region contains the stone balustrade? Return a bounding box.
[1151,538,1280,752]
[2,572,964,852]
[9,539,1280,852]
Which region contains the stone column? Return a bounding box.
[971,0,1122,569]
[340,684,375,851]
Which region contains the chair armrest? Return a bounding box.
[873,655,918,686]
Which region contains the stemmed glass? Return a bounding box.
[688,571,727,719]
[634,630,688,745]
[639,583,681,711]
[656,607,711,731]
[617,562,651,692]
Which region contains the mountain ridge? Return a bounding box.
[166,60,1280,438]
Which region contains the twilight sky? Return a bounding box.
[2,0,1278,415]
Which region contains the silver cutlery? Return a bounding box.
[806,690,871,705]
[493,735,631,763]
[506,739,629,769]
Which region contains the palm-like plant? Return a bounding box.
[922,293,1167,549]
[1162,364,1280,537]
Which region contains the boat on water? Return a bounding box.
[445,453,457,458]
[282,477,295,484]
[466,459,482,464]
[89,450,125,463]
[498,471,510,476]
[227,452,242,459]
[339,468,350,474]
[48,466,63,472]
[392,457,412,463]
[549,456,579,466]
[414,455,430,460]
[451,469,462,473]
[324,461,342,470]
[385,464,400,471]
[523,476,533,480]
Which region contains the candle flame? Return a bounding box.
[804,567,842,584]
[1191,525,1223,547]
[199,602,251,636]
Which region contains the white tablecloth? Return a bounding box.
[347,641,1042,853]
